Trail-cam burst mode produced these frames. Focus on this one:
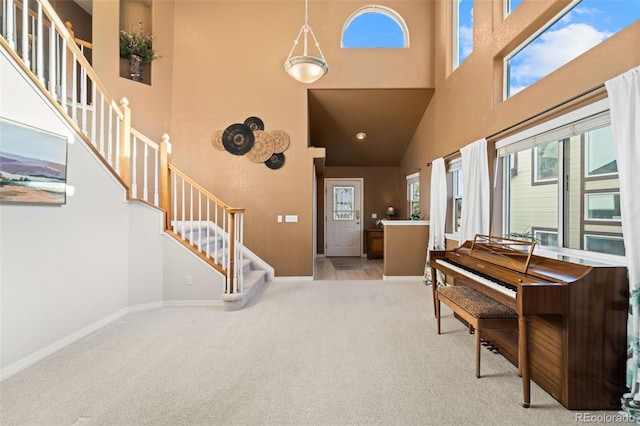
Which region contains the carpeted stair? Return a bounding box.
[172,221,271,310]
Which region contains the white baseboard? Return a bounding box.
[163,300,223,307]
[382,275,425,282]
[272,276,313,281]
[0,300,224,382]
[0,307,128,382]
[128,301,163,313]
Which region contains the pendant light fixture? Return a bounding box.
[284,0,328,84]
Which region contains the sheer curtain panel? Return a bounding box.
[425,158,447,285]
[459,138,490,244]
[606,66,640,415]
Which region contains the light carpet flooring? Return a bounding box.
[0,279,630,426]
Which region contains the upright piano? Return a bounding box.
[430,235,628,409]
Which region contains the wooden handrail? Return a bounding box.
[168,164,243,212]
[64,21,92,50]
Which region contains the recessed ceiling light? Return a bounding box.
[356,132,367,140]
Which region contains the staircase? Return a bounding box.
[172,220,270,310]
[0,0,271,310]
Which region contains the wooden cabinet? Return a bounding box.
[367,228,384,259]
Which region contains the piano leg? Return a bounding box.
[519,315,531,408]
[431,265,438,318]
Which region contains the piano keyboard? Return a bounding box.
[435,258,517,299]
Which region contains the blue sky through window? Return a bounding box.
[457,0,473,66]
[507,0,524,15]
[342,12,405,48]
[507,0,640,97]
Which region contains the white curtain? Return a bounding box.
[606,66,640,415]
[428,158,447,251]
[459,138,490,244]
[425,158,447,285]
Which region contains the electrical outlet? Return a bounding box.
[186,275,193,286]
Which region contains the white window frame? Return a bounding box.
[496,98,626,263]
[448,157,463,235]
[341,5,409,48]
[406,172,420,218]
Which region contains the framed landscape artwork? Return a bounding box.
[0,117,68,204]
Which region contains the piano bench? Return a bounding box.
[436,285,518,378]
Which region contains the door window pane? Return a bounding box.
[333,186,355,220]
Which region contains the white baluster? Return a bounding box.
[105,105,111,158]
[172,173,177,234]
[91,82,96,144]
[21,0,29,66]
[143,143,149,201]
[36,2,43,83]
[131,135,138,198]
[206,200,210,259]
[153,150,159,206]
[114,117,120,173]
[6,0,15,49]
[181,179,185,239]
[48,20,56,98]
[60,39,66,109]
[30,16,36,73]
[71,52,77,122]
[98,93,104,149]
[80,66,87,135]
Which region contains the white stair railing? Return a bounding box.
[1,0,246,294]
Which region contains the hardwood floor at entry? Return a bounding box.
[315,257,384,280]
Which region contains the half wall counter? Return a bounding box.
[381,220,429,280]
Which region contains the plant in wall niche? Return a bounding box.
[410,211,420,220]
[119,22,158,62]
[120,22,159,82]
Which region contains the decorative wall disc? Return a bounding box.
[246,130,275,163]
[270,130,290,153]
[210,129,225,151]
[265,152,285,169]
[244,116,265,131]
[222,123,255,155]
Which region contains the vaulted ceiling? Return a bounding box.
[308,88,434,168]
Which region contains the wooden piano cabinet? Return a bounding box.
[430,238,629,410]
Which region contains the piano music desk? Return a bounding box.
[436,285,519,380]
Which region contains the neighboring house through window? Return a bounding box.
[496,99,624,259]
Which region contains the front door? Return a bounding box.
[325,179,363,257]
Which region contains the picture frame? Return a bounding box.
[0,117,69,205]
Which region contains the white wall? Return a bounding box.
[0,52,130,370]
[0,49,226,379]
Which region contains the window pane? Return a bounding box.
[507,0,640,98]
[503,108,625,257]
[585,126,617,177]
[534,230,559,247]
[333,186,355,220]
[506,148,558,241]
[454,0,473,68]
[506,0,524,16]
[585,193,621,221]
[343,10,406,48]
[585,235,625,256]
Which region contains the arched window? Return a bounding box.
[341,6,409,48]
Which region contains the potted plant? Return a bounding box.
[119,22,159,81]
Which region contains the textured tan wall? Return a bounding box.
[164,1,433,276]
[401,1,640,231]
[89,0,638,276]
